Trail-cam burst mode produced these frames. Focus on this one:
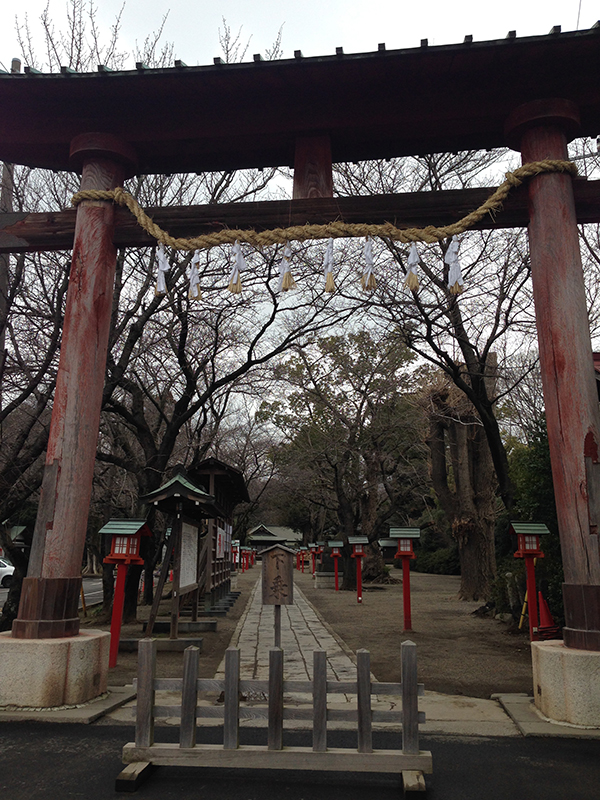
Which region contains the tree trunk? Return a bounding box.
[361,542,387,583]
[453,517,496,601]
[426,380,497,600]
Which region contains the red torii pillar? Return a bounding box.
[506,100,600,651]
[13,133,137,639]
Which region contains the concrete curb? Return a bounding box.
[493,693,600,738]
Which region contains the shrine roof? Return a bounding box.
[140,472,222,518]
[0,25,599,175]
[190,457,250,504]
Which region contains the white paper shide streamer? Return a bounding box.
[188,250,202,300]
[361,236,376,291]
[323,238,335,293]
[445,236,464,295]
[277,243,296,292]
[228,240,248,294]
[405,242,420,291]
[155,244,170,296]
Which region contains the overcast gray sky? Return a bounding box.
[0,0,597,71]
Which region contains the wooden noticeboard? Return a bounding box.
[261,545,294,605]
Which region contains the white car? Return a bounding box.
[0,557,14,588]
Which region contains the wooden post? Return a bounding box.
[180,646,199,748]
[312,650,327,752]
[506,99,600,650]
[356,649,372,753]
[274,604,281,648]
[145,535,175,637]
[293,135,333,199]
[13,133,136,639]
[268,648,284,750]
[223,647,240,750]
[401,640,419,755]
[109,562,128,668]
[136,638,156,748]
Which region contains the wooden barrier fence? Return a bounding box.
[118,638,432,791]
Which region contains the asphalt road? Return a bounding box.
[1,723,599,800]
[0,576,103,609]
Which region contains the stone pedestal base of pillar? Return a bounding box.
[0,629,110,708]
[531,639,600,727]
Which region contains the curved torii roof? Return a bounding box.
[0,25,599,175]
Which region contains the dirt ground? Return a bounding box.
[81,567,260,684]
[296,569,534,698]
[83,566,535,698]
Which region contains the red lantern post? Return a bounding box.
[102,520,151,668]
[349,536,368,603]
[317,542,325,565]
[300,547,307,573]
[511,522,548,641]
[329,541,343,591]
[309,544,318,575]
[390,528,421,632]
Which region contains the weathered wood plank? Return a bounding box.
[313,650,327,752]
[3,180,599,253]
[223,647,240,750]
[153,705,424,723]
[274,604,281,648]
[268,648,284,750]
[402,769,427,796]
[114,761,155,793]
[179,646,199,748]
[135,639,156,748]
[402,641,419,756]
[122,743,434,773]
[145,536,175,637]
[356,649,373,754]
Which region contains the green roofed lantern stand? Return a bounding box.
[349,536,368,604]
[511,521,549,642]
[298,546,308,573]
[390,528,421,632]
[101,519,152,668]
[329,541,344,591]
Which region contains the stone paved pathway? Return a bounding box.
[215,578,360,684]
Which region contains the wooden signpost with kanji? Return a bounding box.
[261,544,294,648]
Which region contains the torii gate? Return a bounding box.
[1,25,600,720]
